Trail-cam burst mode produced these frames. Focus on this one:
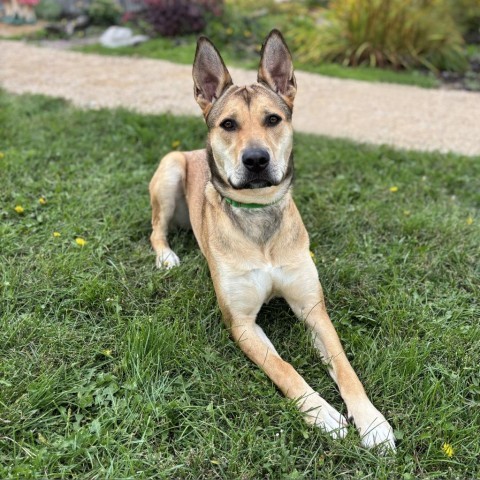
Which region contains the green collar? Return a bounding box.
[224,195,283,209]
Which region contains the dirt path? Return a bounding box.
[1,40,480,156]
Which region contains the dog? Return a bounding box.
[149,30,395,451]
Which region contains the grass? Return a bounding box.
[1,89,479,479]
[77,37,440,89]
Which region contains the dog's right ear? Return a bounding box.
[193,37,233,117]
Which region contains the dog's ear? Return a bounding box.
[258,29,296,109]
[193,37,233,117]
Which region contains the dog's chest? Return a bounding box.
[250,263,285,302]
[218,258,293,312]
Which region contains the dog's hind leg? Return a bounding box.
[149,151,189,269]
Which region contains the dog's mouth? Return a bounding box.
[230,176,277,190]
[243,179,273,189]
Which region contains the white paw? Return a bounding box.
[155,248,180,269]
[299,392,348,439]
[350,402,396,452]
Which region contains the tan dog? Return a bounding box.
[149,30,395,451]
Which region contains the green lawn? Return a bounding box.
[1,90,479,479]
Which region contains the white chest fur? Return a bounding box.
[217,260,293,316]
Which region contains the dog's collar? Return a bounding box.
[224,195,284,209]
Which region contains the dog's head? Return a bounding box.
[192,29,297,204]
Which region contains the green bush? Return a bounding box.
[35,0,63,21]
[289,0,468,73]
[87,0,122,26]
[448,0,480,41]
[204,4,264,59]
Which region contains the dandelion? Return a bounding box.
[403,210,411,216]
[75,237,87,247]
[53,231,61,237]
[171,140,181,149]
[0,152,4,159]
[14,205,24,214]
[39,196,47,205]
[389,186,398,193]
[102,349,112,357]
[466,216,473,225]
[442,442,454,458]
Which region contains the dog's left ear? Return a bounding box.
[193,36,233,117]
[258,29,297,109]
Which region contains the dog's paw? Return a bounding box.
[349,402,396,453]
[299,392,348,439]
[155,249,180,269]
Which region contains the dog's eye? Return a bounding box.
[220,119,236,131]
[267,114,281,126]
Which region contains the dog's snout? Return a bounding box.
[242,148,270,173]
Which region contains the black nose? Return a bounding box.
[242,148,270,173]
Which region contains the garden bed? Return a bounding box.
[3,0,478,91]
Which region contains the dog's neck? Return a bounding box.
[224,196,287,244]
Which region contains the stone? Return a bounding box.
[100,26,148,48]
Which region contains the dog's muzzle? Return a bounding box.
[230,148,277,189]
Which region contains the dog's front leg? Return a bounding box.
[149,152,187,269]
[226,313,348,438]
[282,260,396,451]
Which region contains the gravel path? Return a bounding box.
[1,40,480,156]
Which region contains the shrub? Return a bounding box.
[448,0,480,42]
[289,0,468,73]
[87,0,122,26]
[204,4,264,59]
[35,0,63,21]
[141,0,223,37]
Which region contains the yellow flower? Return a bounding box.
[102,349,112,357]
[226,27,233,35]
[171,140,181,149]
[309,250,317,263]
[442,442,454,458]
[39,196,47,205]
[75,237,87,247]
[243,30,252,38]
[466,216,473,225]
[403,210,411,216]
[53,231,61,237]
[14,205,24,214]
[0,152,4,159]
[389,186,399,193]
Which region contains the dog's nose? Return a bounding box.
[242,148,270,173]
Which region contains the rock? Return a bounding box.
[100,26,148,48]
